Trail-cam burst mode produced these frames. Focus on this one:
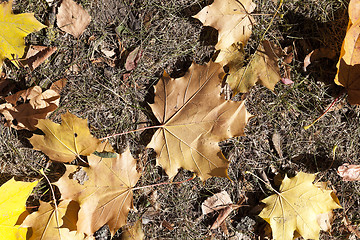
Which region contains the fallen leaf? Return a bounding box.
[0,0,46,68]
[57,0,91,38]
[334,0,360,104]
[317,211,334,232]
[0,85,61,130]
[49,78,67,94]
[259,172,341,240]
[29,111,101,162]
[0,78,15,97]
[121,220,145,240]
[0,178,39,239]
[19,45,57,71]
[227,41,281,94]
[147,61,252,181]
[193,0,255,51]
[202,191,232,215]
[54,147,140,236]
[125,46,143,72]
[337,163,360,181]
[304,48,336,71]
[21,200,84,240]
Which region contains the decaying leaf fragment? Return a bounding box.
[259,172,341,240]
[226,41,281,94]
[202,191,235,231]
[121,220,145,240]
[21,200,84,240]
[54,147,140,236]
[337,163,360,181]
[0,0,46,68]
[0,178,38,239]
[30,111,101,162]
[19,45,57,71]
[0,81,64,130]
[147,61,252,181]
[194,0,255,51]
[57,0,91,38]
[334,0,360,104]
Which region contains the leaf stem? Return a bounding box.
[132,174,196,191]
[100,125,163,140]
[304,95,341,130]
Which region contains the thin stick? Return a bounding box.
[304,96,340,130]
[132,174,196,191]
[100,125,163,140]
[245,171,281,195]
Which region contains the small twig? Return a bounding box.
[100,125,163,140]
[132,173,196,191]
[304,94,342,130]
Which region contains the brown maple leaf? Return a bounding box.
[21,200,84,240]
[54,147,140,236]
[147,61,252,181]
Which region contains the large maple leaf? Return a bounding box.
[21,200,84,240]
[0,0,46,68]
[54,147,141,236]
[193,0,255,51]
[147,61,252,181]
[0,178,38,239]
[334,0,360,104]
[29,112,101,162]
[259,172,341,240]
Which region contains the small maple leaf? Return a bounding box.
[21,200,84,240]
[193,0,255,51]
[259,172,341,240]
[57,0,91,38]
[29,111,101,162]
[147,61,252,181]
[0,178,38,239]
[226,41,281,94]
[0,0,46,68]
[54,147,140,236]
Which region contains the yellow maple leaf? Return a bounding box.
[334,0,360,104]
[29,111,101,162]
[0,178,38,240]
[193,0,255,51]
[147,61,252,181]
[226,41,281,94]
[0,0,46,68]
[259,172,341,240]
[54,147,140,236]
[21,200,84,240]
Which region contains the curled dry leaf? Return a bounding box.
[29,111,101,162]
[193,0,255,51]
[337,163,360,181]
[21,200,84,240]
[57,0,91,38]
[259,172,341,240]
[0,178,38,239]
[303,48,336,72]
[202,191,232,215]
[147,61,252,181]
[19,45,57,71]
[226,41,281,94]
[0,0,46,68]
[54,147,141,236]
[0,81,64,130]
